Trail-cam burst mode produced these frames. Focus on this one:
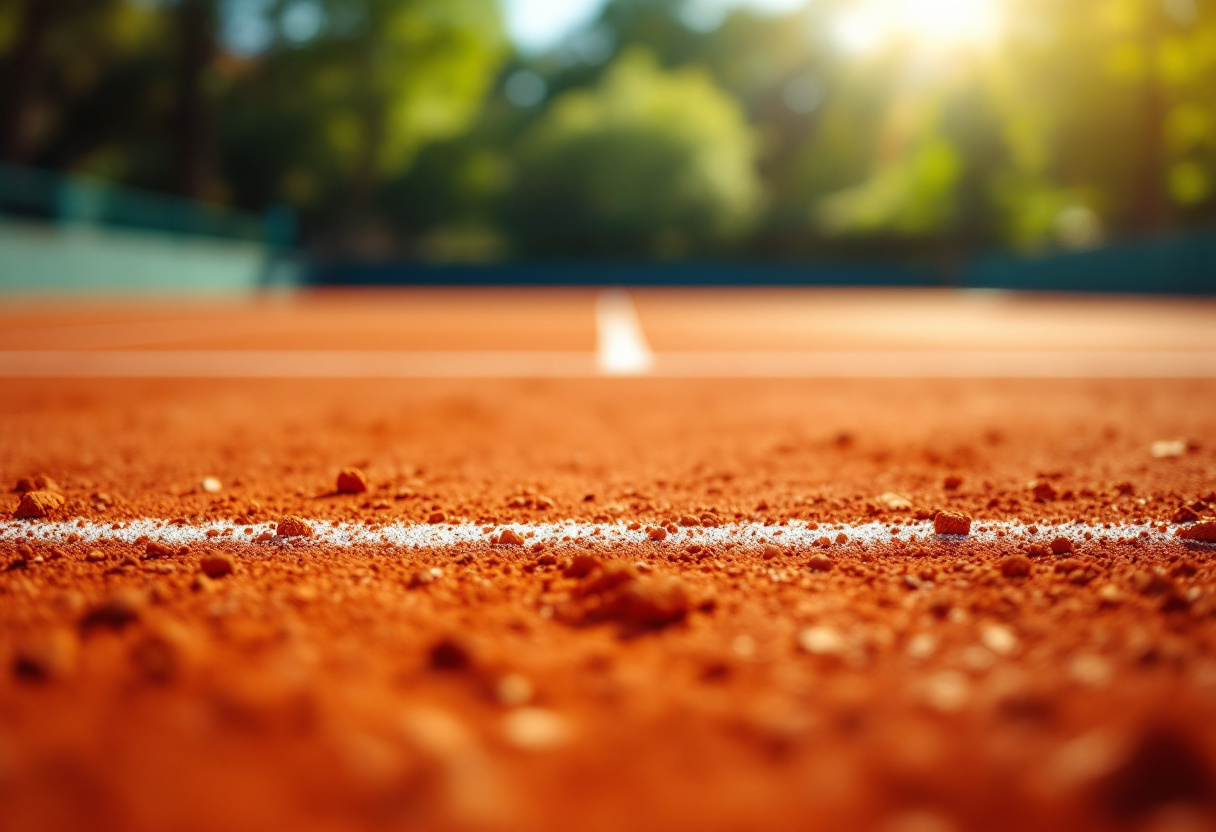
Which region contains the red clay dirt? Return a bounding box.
[1,290,1216,832]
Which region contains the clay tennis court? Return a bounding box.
[3,287,1216,832]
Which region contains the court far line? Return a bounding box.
[1,349,1216,378]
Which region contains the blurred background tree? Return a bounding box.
[2,0,1215,262]
[221,0,505,253]
[0,0,505,253]
[507,48,761,258]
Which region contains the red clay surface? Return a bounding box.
[3,288,1216,353]
[0,290,597,351]
[2,289,1216,832]
[633,289,1216,352]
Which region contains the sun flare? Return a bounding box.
[895,0,1002,43]
[834,0,1005,53]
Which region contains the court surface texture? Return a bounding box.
[2,287,1216,832]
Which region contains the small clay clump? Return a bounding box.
[497,528,525,546]
[1000,555,1032,578]
[79,589,144,632]
[603,578,691,629]
[276,517,313,537]
[199,551,236,578]
[13,629,78,682]
[1050,537,1074,555]
[564,554,600,578]
[335,467,369,494]
[934,511,972,536]
[1032,481,1059,502]
[1177,521,1216,542]
[429,636,472,671]
[14,490,66,519]
[145,540,178,559]
[807,554,833,572]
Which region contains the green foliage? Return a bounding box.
[7,0,1216,260]
[0,0,505,227]
[816,136,962,236]
[813,0,1216,250]
[508,48,761,257]
[221,0,505,221]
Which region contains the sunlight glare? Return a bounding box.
[895,0,1001,44]
[833,0,1004,54]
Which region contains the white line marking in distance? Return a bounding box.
[595,290,655,376]
[1,351,1215,378]
[652,350,1216,378]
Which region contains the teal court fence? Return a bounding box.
[0,163,298,293]
[2,162,1212,295]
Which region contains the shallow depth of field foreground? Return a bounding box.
[3,289,1216,832]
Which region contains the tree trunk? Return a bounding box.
[0,0,58,163]
[1132,10,1168,234]
[174,0,217,200]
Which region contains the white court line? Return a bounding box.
[1,518,1206,550]
[653,350,1216,378]
[595,290,655,376]
[2,350,1216,378]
